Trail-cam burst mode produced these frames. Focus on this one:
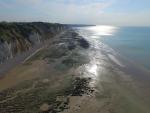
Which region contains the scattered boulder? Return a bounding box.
[42,79,49,83]
[39,103,52,112]
[56,96,69,103]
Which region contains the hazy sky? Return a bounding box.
[0,0,150,26]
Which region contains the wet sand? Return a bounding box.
[0,30,150,113]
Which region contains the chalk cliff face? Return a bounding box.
[0,22,67,63]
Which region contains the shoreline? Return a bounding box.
[0,29,150,113]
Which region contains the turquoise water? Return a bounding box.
[101,27,150,70]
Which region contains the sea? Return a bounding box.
[76,25,150,70]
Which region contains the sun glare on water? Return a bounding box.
[89,64,98,76]
[87,25,117,38]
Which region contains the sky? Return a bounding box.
[0,0,150,26]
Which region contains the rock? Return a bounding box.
[56,96,68,103]
[42,79,49,83]
[40,103,51,112]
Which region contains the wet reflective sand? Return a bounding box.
[0,28,150,113]
[70,26,150,113]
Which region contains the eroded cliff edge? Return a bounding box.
[0,22,67,63]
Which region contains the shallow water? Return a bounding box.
[75,26,150,113]
[76,26,150,70]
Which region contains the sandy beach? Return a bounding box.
[0,29,150,113]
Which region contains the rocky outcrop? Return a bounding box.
[0,22,67,63]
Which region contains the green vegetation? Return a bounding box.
[0,22,66,42]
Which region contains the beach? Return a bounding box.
[0,28,150,113]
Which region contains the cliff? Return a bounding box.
[0,22,67,63]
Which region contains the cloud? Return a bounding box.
[90,11,150,26]
[0,0,150,26]
[32,0,113,23]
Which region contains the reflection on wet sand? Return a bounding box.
[0,26,150,113]
[73,26,150,113]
